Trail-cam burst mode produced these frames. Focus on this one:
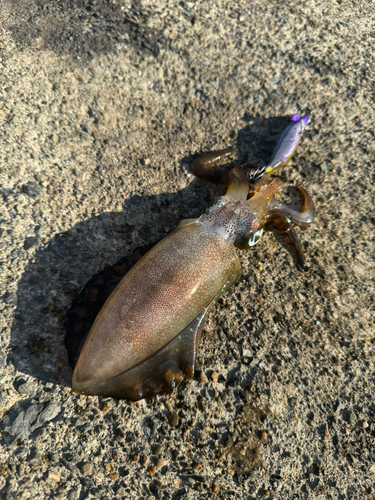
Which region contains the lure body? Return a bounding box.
[266,114,310,173]
[70,115,316,400]
[247,114,311,181]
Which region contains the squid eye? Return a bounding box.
[248,228,264,246]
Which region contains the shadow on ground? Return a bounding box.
[4,0,170,61]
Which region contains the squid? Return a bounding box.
[67,114,316,401]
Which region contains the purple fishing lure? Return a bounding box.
[247,114,311,181]
[265,114,311,174]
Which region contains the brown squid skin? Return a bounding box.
[72,219,241,395]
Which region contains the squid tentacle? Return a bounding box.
[268,186,315,227]
[265,215,306,271]
[193,148,250,209]
[193,147,237,184]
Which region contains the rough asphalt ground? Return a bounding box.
[0,1,374,499]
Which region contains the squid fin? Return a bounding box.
[77,308,210,400]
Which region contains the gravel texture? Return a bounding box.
[0,1,375,499]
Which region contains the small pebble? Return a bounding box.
[225,436,233,446]
[260,431,267,441]
[47,470,60,484]
[17,381,36,396]
[325,424,330,439]
[1,188,13,200]
[29,453,43,466]
[349,411,357,425]
[156,458,165,467]
[4,293,18,305]
[170,412,179,427]
[148,466,156,474]
[212,484,219,493]
[211,372,218,382]
[24,237,39,250]
[200,371,208,383]
[153,445,163,456]
[269,76,280,84]
[105,463,114,474]
[49,241,67,258]
[81,463,93,474]
[22,182,42,198]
